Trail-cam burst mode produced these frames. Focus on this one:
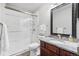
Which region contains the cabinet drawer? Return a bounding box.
[46,43,59,55]
[60,49,76,56]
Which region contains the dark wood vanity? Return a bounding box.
[40,40,78,56]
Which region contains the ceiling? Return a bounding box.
[6,3,47,13]
[5,3,60,13]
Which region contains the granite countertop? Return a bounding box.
[38,35,79,55]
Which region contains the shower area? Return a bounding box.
[0,3,40,56]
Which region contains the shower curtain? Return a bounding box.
[3,8,33,55]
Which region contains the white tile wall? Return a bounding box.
[2,8,33,55]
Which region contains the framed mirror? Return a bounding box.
[51,3,78,38]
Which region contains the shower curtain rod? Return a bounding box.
[5,6,38,17]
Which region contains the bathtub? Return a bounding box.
[7,31,32,56]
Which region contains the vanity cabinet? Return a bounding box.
[46,43,59,55]
[40,41,57,56]
[40,41,77,56]
[60,49,76,56]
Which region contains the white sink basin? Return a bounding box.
[63,41,79,47]
[49,39,79,47]
[49,39,64,45]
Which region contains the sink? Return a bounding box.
[40,36,79,53]
[49,39,64,45]
[47,38,79,48]
[40,35,79,48]
[63,41,79,47]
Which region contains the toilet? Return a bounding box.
[29,43,40,56]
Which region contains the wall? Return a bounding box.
[0,3,5,55]
[31,4,61,43]
[0,3,5,22]
[33,4,61,36]
[32,12,40,43]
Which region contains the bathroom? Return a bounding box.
[0,3,79,56]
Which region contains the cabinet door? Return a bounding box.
[40,47,57,56]
[46,43,59,55]
[60,49,76,56]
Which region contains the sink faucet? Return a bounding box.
[57,34,62,39]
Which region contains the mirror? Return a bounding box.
[51,3,78,38]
